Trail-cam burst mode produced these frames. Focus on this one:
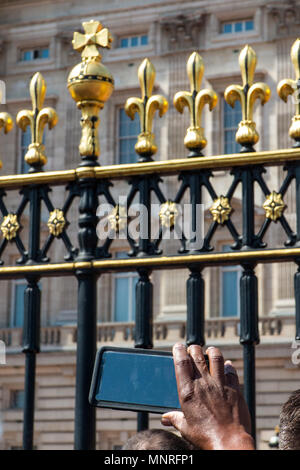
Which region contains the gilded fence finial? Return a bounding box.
[68,20,114,164]
[0,112,13,169]
[17,72,58,172]
[125,58,168,161]
[277,38,300,146]
[224,45,271,152]
[173,52,217,156]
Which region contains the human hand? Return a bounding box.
[161,343,254,450]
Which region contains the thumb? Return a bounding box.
[161,411,186,431]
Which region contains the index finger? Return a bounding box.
[172,343,194,389]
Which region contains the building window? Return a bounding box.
[223,99,242,154]
[119,34,148,48]
[221,19,254,34]
[118,108,139,164]
[10,390,25,409]
[20,47,49,61]
[20,127,31,174]
[220,245,241,317]
[113,253,138,322]
[11,282,27,327]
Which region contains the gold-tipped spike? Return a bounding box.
[125,58,168,161]
[224,45,271,151]
[174,51,217,155]
[17,72,58,171]
[68,20,114,162]
[277,38,300,145]
[0,112,13,169]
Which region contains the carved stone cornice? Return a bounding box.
[267,0,300,37]
[159,11,205,52]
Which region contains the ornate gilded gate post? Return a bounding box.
[68,20,114,449]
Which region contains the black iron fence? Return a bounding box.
[0,20,300,449]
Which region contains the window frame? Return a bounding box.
[221,19,254,35]
[19,46,50,62]
[118,34,149,49]
[219,259,242,318]
[116,107,139,165]
[222,97,242,155]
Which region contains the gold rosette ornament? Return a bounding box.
[125,58,168,161]
[277,39,300,145]
[0,214,20,241]
[263,192,286,221]
[47,209,66,237]
[159,201,179,229]
[174,51,217,155]
[224,45,271,151]
[209,196,232,225]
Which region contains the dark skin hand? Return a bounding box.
[161,344,255,450]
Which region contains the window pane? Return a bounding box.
[245,20,254,31]
[141,35,148,45]
[223,100,242,154]
[114,277,129,322]
[21,127,32,174]
[41,48,49,59]
[22,50,32,61]
[222,271,238,317]
[120,37,128,48]
[13,284,26,327]
[131,36,138,47]
[119,109,139,164]
[223,23,232,34]
[131,276,138,321]
[10,390,25,409]
[234,22,243,32]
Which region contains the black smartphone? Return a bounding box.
[89,346,209,414]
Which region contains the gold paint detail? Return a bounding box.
[1,149,300,189]
[224,45,271,147]
[107,205,127,233]
[125,58,168,158]
[159,201,178,228]
[277,38,300,142]
[16,73,58,170]
[173,52,217,152]
[67,20,114,159]
[0,214,20,240]
[209,196,232,225]
[0,112,13,169]
[47,209,66,237]
[263,191,286,221]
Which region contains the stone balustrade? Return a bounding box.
[0,315,295,352]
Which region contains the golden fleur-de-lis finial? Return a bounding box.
[174,52,217,156]
[0,112,13,169]
[224,45,271,151]
[17,73,58,171]
[277,39,300,146]
[72,20,112,61]
[125,58,168,161]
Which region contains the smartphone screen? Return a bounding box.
[89,347,181,413]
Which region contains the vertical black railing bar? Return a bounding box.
[74,170,99,449]
[22,184,42,450]
[186,268,205,347]
[135,268,153,432]
[240,263,259,446]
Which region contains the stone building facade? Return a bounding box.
[0,0,299,450]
